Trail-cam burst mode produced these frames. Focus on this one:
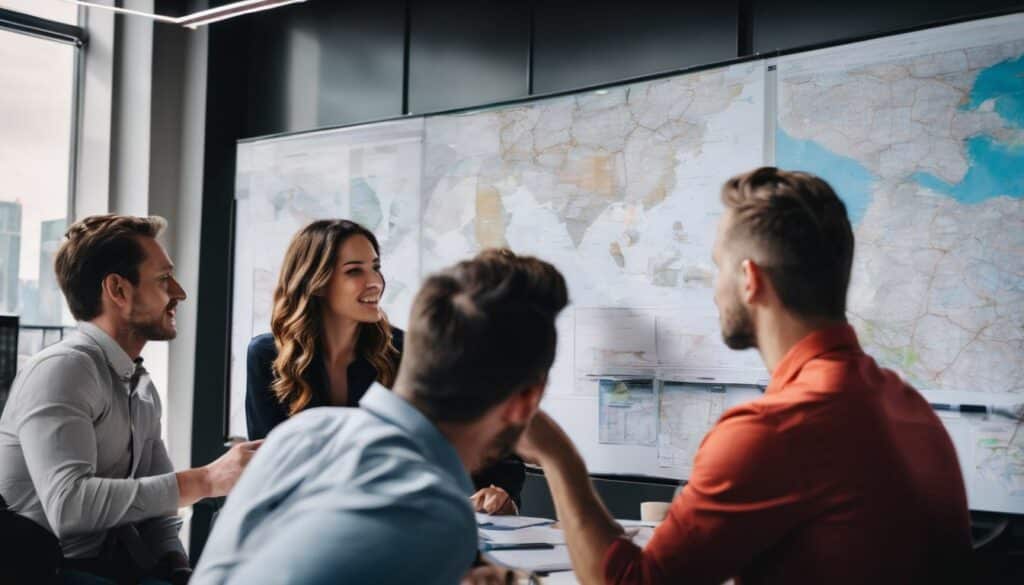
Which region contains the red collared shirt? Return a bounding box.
[604,324,971,585]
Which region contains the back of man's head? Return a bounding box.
[720,167,854,320]
[399,249,569,423]
[55,214,167,321]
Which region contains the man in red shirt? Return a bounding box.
[518,167,972,584]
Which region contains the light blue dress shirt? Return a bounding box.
[192,384,478,585]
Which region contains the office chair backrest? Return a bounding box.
[0,314,16,415]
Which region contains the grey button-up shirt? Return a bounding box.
[0,322,182,560]
[192,384,477,585]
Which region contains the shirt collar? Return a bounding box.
[765,323,862,395]
[77,321,138,383]
[359,384,474,495]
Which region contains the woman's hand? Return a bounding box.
[471,485,517,515]
[461,564,514,585]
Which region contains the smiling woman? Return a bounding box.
[258,219,399,418]
[244,219,528,513]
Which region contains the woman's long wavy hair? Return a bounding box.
[270,219,400,416]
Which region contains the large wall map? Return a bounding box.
[231,14,1023,513]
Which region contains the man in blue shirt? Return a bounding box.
[193,249,569,584]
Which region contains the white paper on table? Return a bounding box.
[480,525,566,546]
[539,571,579,585]
[484,545,574,574]
[476,513,554,529]
[616,519,659,528]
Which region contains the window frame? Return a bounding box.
[0,7,86,45]
[0,7,85,329]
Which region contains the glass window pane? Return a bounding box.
[0,28,75,328]
[0,0,78,25]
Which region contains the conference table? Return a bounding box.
[484,512,1014,584]
[479,513,658,585]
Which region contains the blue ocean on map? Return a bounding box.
[912,54,1024,203]
[965,53,1024,129]
[912,136,1024,204]
[775,128,875,225]
[779,54,1024,209]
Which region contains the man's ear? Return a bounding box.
[739,259,767,306]
[102,273,132,311]
[503,381,545,425]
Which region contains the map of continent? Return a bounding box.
[777,32,1024,396]
[421,62,764,309]
[421,62,768,405]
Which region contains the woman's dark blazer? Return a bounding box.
[245,328,526,506]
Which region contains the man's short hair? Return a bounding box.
[721,167,854,320]
[55,214,167,321]
[401,249,569,422]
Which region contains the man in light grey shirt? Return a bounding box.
[0,215,260,583]
[192,249,569,585]
[0,322,181,561]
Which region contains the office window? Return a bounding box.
[0,22,79,368]
[0,0,78,25]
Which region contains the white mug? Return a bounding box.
[640,501,671,523]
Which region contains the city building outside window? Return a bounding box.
[0,2,82,407]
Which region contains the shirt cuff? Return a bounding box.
[603,536,646,585]
[130,472,180,518]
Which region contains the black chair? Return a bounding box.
[971,511,1024,584]
[520,467,680,520]
[0,315,18,416]
[0,492,62,584]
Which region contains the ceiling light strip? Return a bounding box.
[179,0,308,29]
[62,0,178,23]
[61,0,307,28]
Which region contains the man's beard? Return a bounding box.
[479,423,525,472]
[720,291,756,350]
[129,304,177,341]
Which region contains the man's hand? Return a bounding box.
[517,410,572,465]
[177,440,263,507]
[204,440,263,497]
[471,485,517,515]
[517,410,623,585]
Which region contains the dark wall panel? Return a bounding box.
[408,0,530,114]
[190,16,249,562]
[533,0,738,95]
[244,0,405,137]
[753,0,1024,53]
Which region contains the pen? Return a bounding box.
[930,403,1024,421]
[480,542,556,552]
[930,403,987,414]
